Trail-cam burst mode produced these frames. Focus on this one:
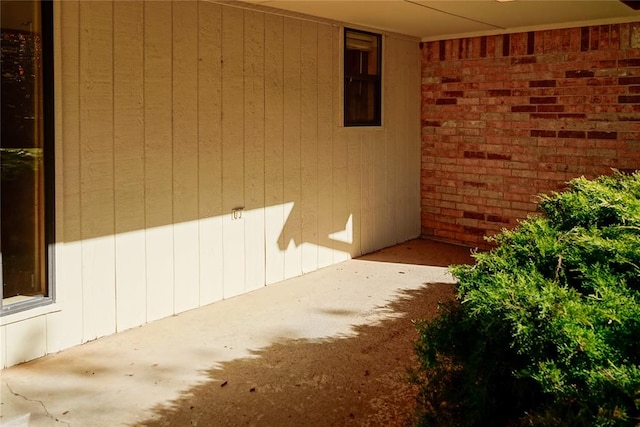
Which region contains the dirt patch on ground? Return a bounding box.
[137,283,457,427]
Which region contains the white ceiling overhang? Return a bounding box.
[239,0,640,41]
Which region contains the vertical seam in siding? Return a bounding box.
[279,17,284,276]
[262,12,267,283]
[242,9,246,293]
[299,22,302,258]
[170,0,175,314]
[315,24,319,266]
[196,0,202,305]
[77,0,85,342]
[111,0,117,333]
[220,5,225,296]
[142,0,148,322]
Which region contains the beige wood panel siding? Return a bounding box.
[331,27,351,265]
[0,326,5,368]
[1,0,421,368]
[264,14,285,285]
[221,6,246,299]
[384,36,401,248]
[144,1,175,322]
[46,0,84,354]
[347,131,363,258]
[197,1,224,305]
[300,21,319,274]
[244,10,266,293]
[79,0,116,341]
[360,132,376,255]
[399,38,422,241]
[5,316,46,366]
[172,1,200,314]
[407,39,422,239]
[316,23,334,268]
[114,0,146,331]
[282,17,303,279]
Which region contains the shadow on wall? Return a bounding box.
[135,284,457,427]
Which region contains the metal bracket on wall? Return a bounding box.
[232,207,244,220]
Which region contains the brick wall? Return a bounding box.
[421,22,640,248]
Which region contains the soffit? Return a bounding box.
[240,0,640,40]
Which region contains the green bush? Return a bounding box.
[413,171,640,426]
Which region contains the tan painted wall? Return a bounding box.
[0,0,421,368]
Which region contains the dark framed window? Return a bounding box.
[344,28,381,127]
[1,0,55,315]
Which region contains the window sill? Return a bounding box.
[341,125,385,131]
[0,299,60,326]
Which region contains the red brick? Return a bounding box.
[565,70,595,78]
[529,79,557,87]
[420,23,640,247]
[530,96,557,104]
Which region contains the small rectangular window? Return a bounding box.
[1,0,55,315]
[344,28,381,127]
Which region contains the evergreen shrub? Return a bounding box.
[413,171,640,426]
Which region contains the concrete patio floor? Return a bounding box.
[0,239,473,427]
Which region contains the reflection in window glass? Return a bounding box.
[1,0,47,304]
[344,29,381,126]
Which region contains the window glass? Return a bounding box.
[1,0,51,309]
[344,29,381,126]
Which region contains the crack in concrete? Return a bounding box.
[4,382,71,427]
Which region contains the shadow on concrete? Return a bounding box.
[358,238,474,267]
[136,283,458,427]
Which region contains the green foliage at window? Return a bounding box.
[413,171,640,426]
[1,148,42,181]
